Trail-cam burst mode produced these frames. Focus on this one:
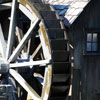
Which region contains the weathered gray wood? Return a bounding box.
[8,18,40,62]
[72,69,80,100]
[69,1,100,100]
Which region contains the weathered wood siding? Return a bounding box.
[70,0,100,100]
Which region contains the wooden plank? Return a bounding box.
[6,0,17,59]
[53,62,70,74]
[0,24,6,58]
[51,86,69,94]
[52,74,70,83]
[52,51,69,62]
[9,69,41,100]
[50,40,67,50]
[8,18,40,62]
[47,29,65,39]
[43,20,61,28]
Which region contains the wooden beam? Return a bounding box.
[9,69,41,100]
[10,59,51,68]
[6,0,17,60]
[8,18,40,62]
[31,44,42,59]
[0,24,6,58]
[19,4,37,21]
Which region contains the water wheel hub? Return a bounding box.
[0,59,9,74]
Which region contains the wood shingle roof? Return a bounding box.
[45,0,90,26]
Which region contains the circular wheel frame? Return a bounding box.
[0,0,71,100]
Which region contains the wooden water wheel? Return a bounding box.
[0,0,71,100]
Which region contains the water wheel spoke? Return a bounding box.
[8,18,40,62]
[9,69,41,100]
[0,24,6,58]
[10,59,51,68]
[6,0,17,59]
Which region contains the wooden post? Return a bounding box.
[72,69,80,100]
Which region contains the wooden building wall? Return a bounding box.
[69,0,100,100]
